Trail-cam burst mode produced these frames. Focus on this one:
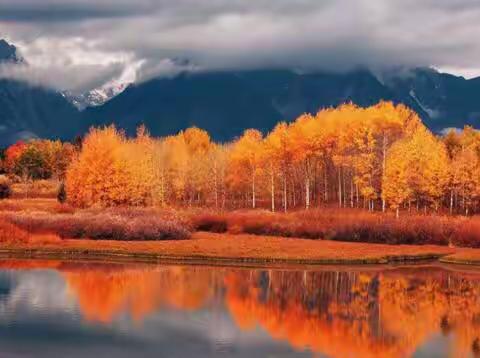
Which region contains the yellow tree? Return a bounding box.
[228,129,263,209]
[448,127,480,215]
[416,130,450,211]
[290,114,323,209]
[125,125,156,206]
[183,127,212,205]
[323,104,359,209]
[382,141,412,217]
[207,143,228,209]
[351,117,377,210]
[150,138,170,206]
[383,127,449,216]
[263,131,280,212]
[264,122,293,212]
[368,101,421,211]
[66,126,133,207]
[165,134,190,204]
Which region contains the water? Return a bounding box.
[0,261,478,357]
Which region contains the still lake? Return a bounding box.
[0,260,478,357]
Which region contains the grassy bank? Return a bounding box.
[192,209,478,247]
[439,249,480,266]
[1,199,480,261]
[1,198,480,265]
[0,231,456,265]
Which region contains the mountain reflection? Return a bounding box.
[3,260,480,357]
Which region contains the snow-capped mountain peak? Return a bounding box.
[65,60,143,110]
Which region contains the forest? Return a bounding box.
[1,101,477,217]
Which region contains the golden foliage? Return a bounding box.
[54,101,479,215]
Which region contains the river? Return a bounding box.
[0,260,478,357]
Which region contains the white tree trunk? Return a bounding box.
[270,166,275,212]
[305,176,310,210]
[382,132,387,212]
[338,168,342,208]
[252,172,256,209]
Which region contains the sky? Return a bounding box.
[0,0,480,94]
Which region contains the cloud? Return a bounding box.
[1,0,480,92]
[0,37,131,93]
[0,62,123,93]
[0,1,156,22]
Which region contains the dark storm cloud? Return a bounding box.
[0,0,480,91]
[0,0,326,23]
[0,5,134,22]
[0,1,157,22]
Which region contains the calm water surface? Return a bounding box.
[0,260,478,357]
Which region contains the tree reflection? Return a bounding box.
[62,264,217,323]
[5,260,480,357]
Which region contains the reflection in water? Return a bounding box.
[63,265,217,323]
[0,261,480,357]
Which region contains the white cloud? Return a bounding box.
[1,0,480,92]
[0,37,135,93]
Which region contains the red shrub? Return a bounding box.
[0,220,29,243]
[451,218,480,248]
[2,209,191,241]
[192,213,229,233]
[190,209,455,246]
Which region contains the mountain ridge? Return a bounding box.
[0,38,479,146]
[84,67,480,141]
[0,40,81,146]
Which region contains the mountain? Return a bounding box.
[65,83,129,110]
[71,57,193,113]
[382,67,480,130]
[0,39,23,64]
[86,67,479,140]
[86,69,402,140]
[1,38,480,145]
[65,63,138,110]
[0,40,81,146]
[83,71,284,140]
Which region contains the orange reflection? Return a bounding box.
[224,269,480,358]
[4,259,480,358]
[62,264,215,323]
[0,259,62,270]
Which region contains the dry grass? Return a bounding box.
[0,219,61,245]
[11,180,59,199]
[0,231,456,264]
[0,198,65,213]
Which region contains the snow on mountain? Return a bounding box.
[408,89,441,119]
[65,82,130,110]
[65,60,142,110]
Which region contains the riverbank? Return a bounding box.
[3,198,480,247]
[0,231,460,265]
[3,198,480,266]
[439,250,480,266]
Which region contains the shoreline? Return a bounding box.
[0,248,449,266]
[1,231,473,267]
